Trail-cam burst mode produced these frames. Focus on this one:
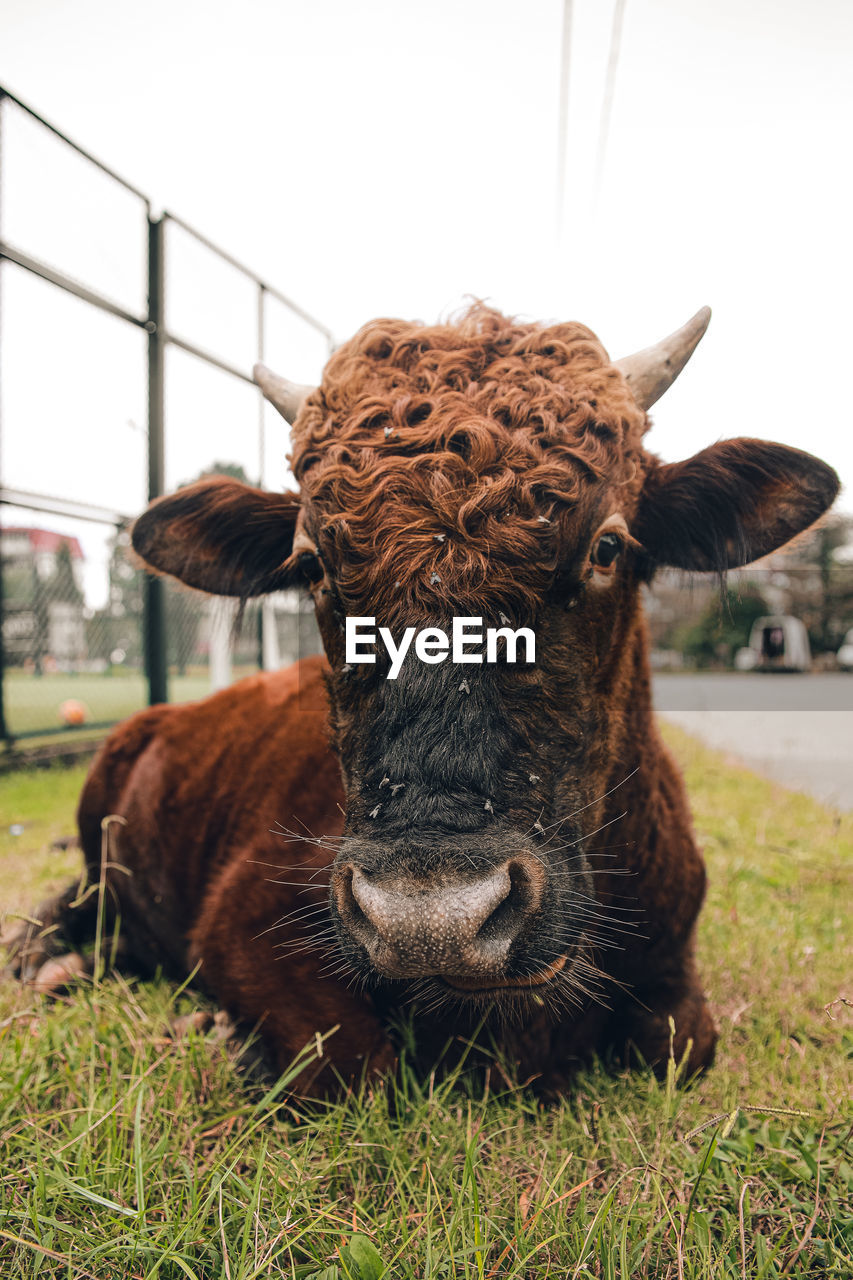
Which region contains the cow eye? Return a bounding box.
[297,550,324,585]
[591,532,623,571]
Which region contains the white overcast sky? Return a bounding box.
[1,0,851,603]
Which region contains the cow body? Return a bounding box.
[45,649,711,1091]
[8,305,838,1095]
[74,660,394,1085]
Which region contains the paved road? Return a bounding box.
[653,674,853,811]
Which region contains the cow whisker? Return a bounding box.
[261,862,335,880]
[269,822,342,841]
[270,836,341,855]
[272,925,336,951]
[274,928,338,959]
[245,857,332,874]
[265,904,331,932]
[539,810,629,854]
[264,926,336,954]
[262,881,330,896]
[270,822,348,850]
[534,768,640,842]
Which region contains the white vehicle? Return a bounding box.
[734,645,758,671]
[837,628,853,671]
[746,615,812,672]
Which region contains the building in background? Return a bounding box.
[2,526,86,670]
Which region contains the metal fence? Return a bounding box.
[0,86,328,747]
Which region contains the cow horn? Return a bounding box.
[253,363,316,425]
[614,306,711,411]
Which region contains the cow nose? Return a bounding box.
[333,854,544,980]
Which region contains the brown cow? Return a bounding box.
[7,305,838,1095]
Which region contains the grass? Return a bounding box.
[4,669,257,739]
[0,727,851,1278]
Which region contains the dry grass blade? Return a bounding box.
[486,1172,596,1278]
[780,1127,824,1275]
[0,1228,101,1280]
[738,1178,752,1280]
[218,1183,233,1280]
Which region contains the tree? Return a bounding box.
[674,584,769,669]
[773,514,853,654]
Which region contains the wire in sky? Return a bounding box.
[555,0,573,243]
[594,0,628,206]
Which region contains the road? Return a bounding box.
[653,673,853,812]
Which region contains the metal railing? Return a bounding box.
[0,85,330,746]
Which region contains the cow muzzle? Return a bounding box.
[332,853,545,983]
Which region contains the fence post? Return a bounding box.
[257,282,267,672]
[145,215,168,705]
[0,91,7,744]
[0,513,8,744]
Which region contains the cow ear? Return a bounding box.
[131,476,302,596]
[635,439,839,571]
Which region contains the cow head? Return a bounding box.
[132,305,838,1007]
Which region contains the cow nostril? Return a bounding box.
[333,862,354,916]
[333,864,378,947]
[333,852,546,980]
[508,855,543,910]
[475,855,543,945]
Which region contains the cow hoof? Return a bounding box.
[171,1009,216,1038]
[31,951,91,995]
[2,917,50,982]
[211,1009,236,1041]
[171,1008,236,1041]
[1,918,27,968]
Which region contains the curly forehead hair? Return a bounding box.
[290,305,649,619]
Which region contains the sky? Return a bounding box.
[1,0,852,605]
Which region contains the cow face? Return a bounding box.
[132,306,838,1007]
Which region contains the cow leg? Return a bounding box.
[171,1008,236,1041]
[617,953,717,1077]
[31,950,94,994]
[3,879,105,982]
[191,924,397,1094]
[190,846,396,1095]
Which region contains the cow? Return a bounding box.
[6,304,838,1096]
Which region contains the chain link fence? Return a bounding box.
[0,87,326,747]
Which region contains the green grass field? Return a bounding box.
[3,670,260,739]
[0,728,851,1278]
